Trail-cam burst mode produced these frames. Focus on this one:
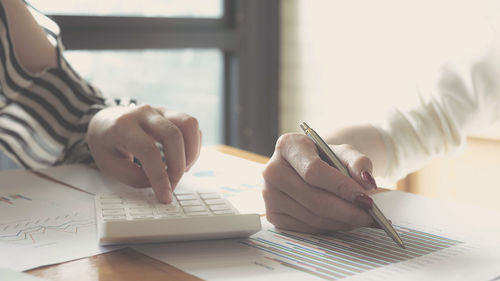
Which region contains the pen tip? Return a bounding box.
[299,122,309,131]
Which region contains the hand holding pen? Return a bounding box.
[300,122,404,247]
[262,123,404,247]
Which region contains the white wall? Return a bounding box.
[280,0,499,137]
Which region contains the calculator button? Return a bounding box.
[129,209,153,215]
[125,200,148,205]
[174,190,193,195]
[179,200,201,207]
[131,214,155,220]
[209,205,231,211]
[101,204,125,210]
[182,206,206,212]
[127,203,150,209]
[200,193,220,199]
[204,199,226,205]
[102,209,126,215]
[176,194,197,200]
[186,211,209,216]
[156,210,179,215]
[156,205,179,211]
[103,215,127,221]
[157,213,181,218]
[213,210,235,215]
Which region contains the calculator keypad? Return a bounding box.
[97,191,236,222]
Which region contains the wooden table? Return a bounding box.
[26,145,269,281]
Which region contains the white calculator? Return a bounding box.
[95,190,262,245]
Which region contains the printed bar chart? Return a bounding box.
[241,226,462,281]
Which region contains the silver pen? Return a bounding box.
[300,122,405,249]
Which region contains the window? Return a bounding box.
[66,49,223,144]
[32,0,223,18]
[42,0,280,155]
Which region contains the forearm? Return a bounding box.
[325,124,387,178]
[3,0,57,74]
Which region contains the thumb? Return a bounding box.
[331,144,377,191]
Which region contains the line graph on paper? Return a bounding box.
[0,212,94,246]
[0,171,113,271]
[0,187,96,249]
[240,225,463,281]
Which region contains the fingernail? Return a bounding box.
[354,194,374,210]
[361,170,377,190]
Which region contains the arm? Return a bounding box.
[0,0,202,202]
[372,42,500,181]
[263,34,500,234]
[2,0,57,73]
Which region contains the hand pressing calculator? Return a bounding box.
[95,190,262,245]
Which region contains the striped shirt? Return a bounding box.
[0,2,123,169]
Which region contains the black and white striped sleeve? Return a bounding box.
[0,2,129,169]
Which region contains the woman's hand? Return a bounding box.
[262,133,377,233]
[88,104,201,203]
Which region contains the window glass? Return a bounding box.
[65,49,223,145]
[30,0,223,18]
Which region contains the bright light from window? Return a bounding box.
[65,49,223,145]
[29,0,223,18]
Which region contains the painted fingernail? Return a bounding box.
[354,194,374,210]
[361,170,377,190]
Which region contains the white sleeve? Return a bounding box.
[375,42,500,181]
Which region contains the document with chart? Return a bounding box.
[133,191,500,281]
[0,170,116,271]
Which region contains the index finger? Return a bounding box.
[125,127,173,203]
[141,115,186,189]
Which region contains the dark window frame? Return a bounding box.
[50,0,280,156]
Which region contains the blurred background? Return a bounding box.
[21,0,500,210]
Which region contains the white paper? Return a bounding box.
[0,170,117,271]
[132,191,500,281]
[38,147,266,214]
[0,268,48,281]
[177,148,265,215]
[36,164,137,195]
